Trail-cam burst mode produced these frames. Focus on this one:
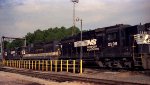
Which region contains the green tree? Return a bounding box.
[25,32,34,45]
[9,39,24,49]
[25,26,81,45]
[34,29,45,42]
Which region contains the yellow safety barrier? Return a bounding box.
[7,60,8,66]
[13,60,14,67]
[55,60,57,72]
[4,59,83,74]
[34,61,37,70]
[66,60,68,72]
[25,60,27,69]
[19,60,20,68]
[46,60,48,71]
[17,61,18,68]
[15,60,17,68]
[42,60,44,71]
[20,60,22,68]
[73,60,75,73]
[32,61,33,70]
[24,61,25,68]
[61,60,62,72]
[50,60,52,71]
[39,60,40,71]
[14,60,15,67]
[80,60,82,74]
[9,61,11,67]
[25,60,27,68]
[12,60,13,67]
[29,60,30,69]
[17,60,18,68]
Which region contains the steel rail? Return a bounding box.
[0,67,148,85]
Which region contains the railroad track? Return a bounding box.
[0,67,148,85]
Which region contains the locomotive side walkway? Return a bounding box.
[1,66,150,85]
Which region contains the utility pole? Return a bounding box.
[76,17,83,74]
[1,36,4,61]
[76,17,83,60]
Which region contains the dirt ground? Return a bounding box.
[0,71,95,85]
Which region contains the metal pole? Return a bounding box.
[24,38,26,47]
[1,37,3,60]
[80,19,83,60]
[76,18,83,73]
[1,36,5,62]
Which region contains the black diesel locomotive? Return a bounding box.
[5,23,150,69]
[60,23,150,69]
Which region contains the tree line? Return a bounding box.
[4,26,80,49]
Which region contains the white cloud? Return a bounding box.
[0,0,150,38]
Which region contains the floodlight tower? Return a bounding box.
[71,0,79,36]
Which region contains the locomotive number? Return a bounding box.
[108,42,117,47]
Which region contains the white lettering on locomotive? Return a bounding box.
[11,51,15,54]
[74,39,99,51]
[74,39,97,47]
[108,42,118,47]
[4,52,7,56]
[23,51,59,57]
[134,34,150,44]
[87,45,99,51]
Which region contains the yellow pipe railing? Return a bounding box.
[60,60,62,72]
[38,60,40,71]
[35,61,36,70]
[19,60,20,68]
[73,60,75,73]
[55,60,57,72]
[4,59,83,74]
[50,60,52,71]
[31,60,33,70]
[29,60,30,69]
[46,60,48,71]
[42,60,44,71]
[66,60,68,72]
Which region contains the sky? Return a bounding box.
[0,0,150,38]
